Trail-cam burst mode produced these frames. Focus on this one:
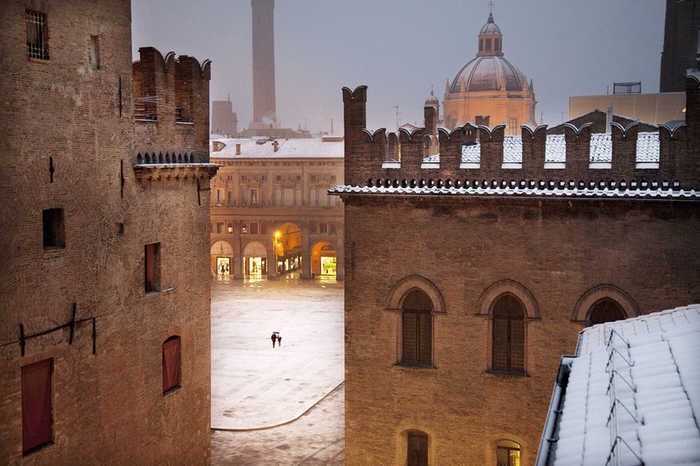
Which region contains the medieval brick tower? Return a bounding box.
[251,0,277,126]
[660,0,700,92]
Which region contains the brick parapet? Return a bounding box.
[342,78,700,188]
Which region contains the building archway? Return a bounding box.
[211,240,233,278]
[242,240,267,278]
[311,241,336,278]
[272,222,302,276]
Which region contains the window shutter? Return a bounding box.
[402,312,418,364]
[407,431,428,466]
[492,313,509,371]
[22,359,52,453]
[418,311,431,365]
[162,337,180,393]
[509,314,525,372]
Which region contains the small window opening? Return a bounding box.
[401,289,433,366]
[216,223,223,234]
[162,336,181,394]
[250,223,258,234]
[26,10,49,60]
[116,223,124,236]
[49,156,54,183]
[491,294,525,374]
[89,35,100,69]
[42,208,65,249]
[22,359,53,455]
[588,298,626,325]
[320,223,328,234]
[485,38,492,51]
[145,242,160,293]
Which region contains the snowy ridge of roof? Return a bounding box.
[545,134,566,163]
[547,304,700,466]
[589,133,612,163]
[210,137,344,159]
[461,142,481,163]
[329,183,700,200]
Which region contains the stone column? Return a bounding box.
[301,223,312,279]
[233,226,243,279]
[335,234,344,282]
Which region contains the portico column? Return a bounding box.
[301,224,311,279]
[268,236,278,279]
[335,235,344,282]
[233,226,243,279]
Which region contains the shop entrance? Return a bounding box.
[274,222,303,278]
[211,240,234,279]
[216,257,231,276]
[312,241,336,279]
[243,241,268,279]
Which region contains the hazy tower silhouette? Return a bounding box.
[251,0,277,126]
[660,0,700,92]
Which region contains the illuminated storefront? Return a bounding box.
[243,241,268,278]
[321,256,336,276]
[216,257,231,275]
[211,240,234,278]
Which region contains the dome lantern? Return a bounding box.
[477,12,503,57]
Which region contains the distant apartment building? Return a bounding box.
[209,136,344,280]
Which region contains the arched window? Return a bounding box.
[491,294,525,374]
[496,440,521,466]
[401,289,433,366]
[407,430,429,466]
[162,336,181,394]
[588,298,626,325]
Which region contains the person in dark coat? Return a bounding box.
[277,334,282,347]
[270,332,277,348]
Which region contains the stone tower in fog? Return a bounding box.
[251,0,277,127]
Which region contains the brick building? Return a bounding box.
[660,0,700,92]
[333,76,699,464]
[210,137,344,280]
[0,1,217,463]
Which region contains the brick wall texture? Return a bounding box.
[0,1,213,464]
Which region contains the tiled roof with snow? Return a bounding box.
[330,180,699,200]
[589,133,612,163]
[545,134,566,164]
[636,132,660,169]
[539,304,700,466]
[503,136,523,168]
[461,142,481,168]
[210,137,344,159]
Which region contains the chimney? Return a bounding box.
[236,143,241,155]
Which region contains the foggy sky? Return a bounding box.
[131,0,666,134]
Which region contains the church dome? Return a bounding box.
[449,56,528,93]
[447,12,530,94]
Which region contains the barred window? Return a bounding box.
[26,10,49,60]
[492,294,525,374]
[401,290,433,366]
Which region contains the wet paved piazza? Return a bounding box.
[210,275,344,464]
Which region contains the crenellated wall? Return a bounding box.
[342,76,700,189]
[133,47,211,163]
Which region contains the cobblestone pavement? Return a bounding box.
[210,276,344,463]
[211,384,344,465]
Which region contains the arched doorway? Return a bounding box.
[588,298,626,325]
[211,240,233,278]
[311,241,336,278]
[243,241,267,278]
[272,222,302,276]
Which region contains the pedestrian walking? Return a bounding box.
[277,334,282,347]
[270,332,277,348]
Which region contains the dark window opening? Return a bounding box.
[485,38,492,51]
[89,35,100,69]
[401,290,433,366]
[216,223,223,234]
[492,294,525,374]
[22,359,53,455]
[588,298,626,325]
[162,336,181,394]
[26,10,49,60]
[495,38,501,51]
[116,223,124,236]
[320,223,328,234]
[145,242,160,293]
[42,208,65,249]
[250,189,258,205]
[407,430,428,466]
[250,223,258,234]
[475,115,491,127]
[49,156,54,183]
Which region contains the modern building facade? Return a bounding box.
[660,0,700,92]
[209,137,344,280]
[0,1,217,463]
[334,76,699,464]
[443,12,535,135]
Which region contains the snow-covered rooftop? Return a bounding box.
[503,135,523,168]
[210,137,344,159]
[537,304,700,466]
[590,133,612,168]
[636,132,660,169]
